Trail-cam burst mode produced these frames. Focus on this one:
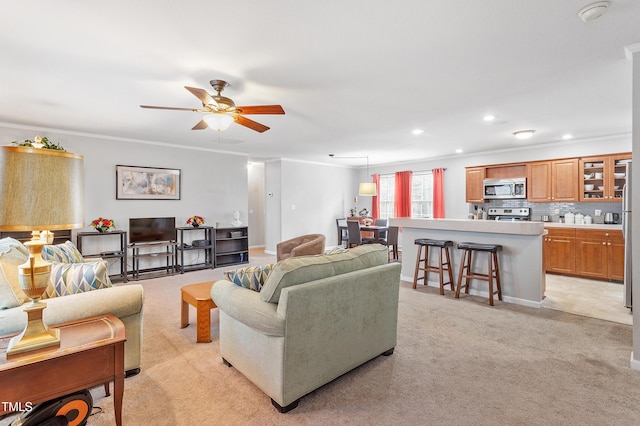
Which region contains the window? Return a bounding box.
[378,172,434,219]
[411,172,433,218]
[379,175,395,219]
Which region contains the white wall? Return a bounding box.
[264,159,358,253]
[0,125,249,271]
[248,163,265,246]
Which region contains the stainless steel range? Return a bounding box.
[487,207,531,221]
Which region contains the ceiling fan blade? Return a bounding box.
[191,119,208,130]
[235,105,285,115]
[184,86,216,106]
[234,115,270,133]
[140,105,200,111]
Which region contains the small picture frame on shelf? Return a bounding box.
[116,165,181,200]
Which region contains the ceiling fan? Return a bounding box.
[140,79,285,133]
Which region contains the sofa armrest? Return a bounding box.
[211,280,285,337]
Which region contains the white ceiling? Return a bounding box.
[1,1,639,166]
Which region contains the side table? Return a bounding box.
[0,314,126,426]
[181,281,217,343]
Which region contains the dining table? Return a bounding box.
[338,224,389,245]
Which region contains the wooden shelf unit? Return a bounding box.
[176,226,214,273]
[214,226,249,268]
[76,230,128,282]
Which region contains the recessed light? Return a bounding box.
[483,115,495,122]
[455,148,463,154]
[412,129,424,135]
[562,134,573,140]
[513,130,535,140]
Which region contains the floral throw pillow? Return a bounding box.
[224,264,276,292]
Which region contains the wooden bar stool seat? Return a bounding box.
[413,238,455,295]
[455,242,503,306]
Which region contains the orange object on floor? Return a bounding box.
[180,281,217,343]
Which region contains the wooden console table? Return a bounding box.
[0,314,126,426]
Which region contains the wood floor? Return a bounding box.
[542,274,632,325]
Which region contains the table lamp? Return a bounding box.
[0,144,84,357]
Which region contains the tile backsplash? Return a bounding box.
[472,200,623,224]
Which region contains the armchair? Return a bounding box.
[276,234,326,261]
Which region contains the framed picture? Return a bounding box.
[116,165,181,200]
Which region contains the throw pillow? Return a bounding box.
[43,260,112,298]
[0,237,30,305]
[224,263,276,292]
[0,265,20,309]
[324,247,348,255]
[41,241,85,263]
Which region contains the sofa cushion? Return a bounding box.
[41,241,84,263]
[260,244,389,303]
[0,238,30,305]
[44,260,112,298]
[224,263,276,292]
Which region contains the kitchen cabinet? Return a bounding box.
[528,159,579,202]
[544,228,575,274]
[465,167,485,203]
[545,227,624,282]
[579,153,631,202]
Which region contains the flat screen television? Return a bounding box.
[129,217,176,243]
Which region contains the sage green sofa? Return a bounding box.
[0,238,144,374]
[211,244,401,412]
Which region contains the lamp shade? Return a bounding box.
[0,146,84,231]
[358,182,377,196]
[203,113,234,131]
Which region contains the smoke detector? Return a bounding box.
[578,1,610,22]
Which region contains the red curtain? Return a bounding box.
[433,168,445,218]
[394,171,412,217]
[372,174,380,219]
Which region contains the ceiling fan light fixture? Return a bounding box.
[513,130,535,140]
[203,113,234,131]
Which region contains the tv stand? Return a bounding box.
[129,241,177,280]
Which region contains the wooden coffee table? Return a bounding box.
[181,281,217,343]
[0,314,126,426]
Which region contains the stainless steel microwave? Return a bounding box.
[483,178,526,199]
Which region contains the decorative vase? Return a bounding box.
[192,223,199,228]
[96,227,109,233]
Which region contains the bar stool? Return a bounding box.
[455,242,502,306]
[413,238,455,295]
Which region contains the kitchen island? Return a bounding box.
[390,218,545,307]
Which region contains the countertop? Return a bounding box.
[390,218,544,235]
[541,222,622,231]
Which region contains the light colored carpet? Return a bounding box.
[2,251,640,425]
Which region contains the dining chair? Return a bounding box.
[386,225,400,262]
[346,220,362,247]
[336,218,348,247]
[375,218,389,240]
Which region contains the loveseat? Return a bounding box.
[0,238,144,374]
[276,233,326,261]
[211,244,401,412]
